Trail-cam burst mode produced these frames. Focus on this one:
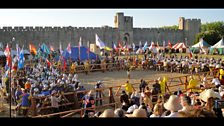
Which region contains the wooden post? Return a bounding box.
[109,87,115,104]
[31,97,37,116]
[184,76,188,91]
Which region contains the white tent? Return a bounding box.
[210,38,224,55]
[211,38,224,48]
[192,38,210,48]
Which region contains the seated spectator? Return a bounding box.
[179,95,194,113]
[211,76,221,88]
[127,104,139,114]
[126,108,147,118]
[114,108,126,118]
[99,109,115,118]
[150,103,164,118]
[163,95,183,117]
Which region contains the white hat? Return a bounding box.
[199,89,221,102]
[126,109,147,118]
[34,88,39,92]
[127,104,139,113]
[164,95,182,111]
[51,90,57,95]
[99,109,115,118]
[220,91,224,97]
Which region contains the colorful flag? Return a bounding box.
[59,42,63,55]
[156,41,160,48]
[4,43,10,56]
[67,43,71,54]
[46,58,51,67]
[16,44,20,61]
[29,44,37,55]
[189,50,193,58]
[143,41,148,51]
[163,41,166,48]
[168,40,172,48]
[118,40,123,49]
[50,45,55,52]
[132,43,135,51]
[95,34,105,49]
[139,41,142,49]
[18,47,25,69]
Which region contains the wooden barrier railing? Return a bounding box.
[29,69,221,117]
[32,102,118,118]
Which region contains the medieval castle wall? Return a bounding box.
[0,12,201,50]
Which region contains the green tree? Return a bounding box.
[195,21,224,45]
[161,25,178,30]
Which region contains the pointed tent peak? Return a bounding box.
[211,38,224,48]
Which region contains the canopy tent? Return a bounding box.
[172,42,187,53]
[191,38,210,54]
[62,46,98,61]
[209,38,224,55]
[192,38,211,48]
[172,42,187,50]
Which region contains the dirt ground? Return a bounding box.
[78,69,187,89]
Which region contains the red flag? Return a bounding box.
[4,44,10,56]
[6,55,12,67]
[46,59,51,67]
[63,57,67,70]
[168,41,172,48]
[189,50,193,58]
[118,40,123,48]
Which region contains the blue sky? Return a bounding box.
[0,9,223,28]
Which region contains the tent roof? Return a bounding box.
[211,38,224,48]
[192,38,210,48]
[62,46,98,61]
[172,42,187,49]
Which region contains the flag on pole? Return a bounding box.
[18,47,25,69]
[189,50,193,58]
[50,45,55,52]
[67,43,72,54]
[29,44,37,55]
[78,37,82,59]
[4,43,10,56]
[59,42,63,55]
[46,58,51,67]
[156,41,160,48]
[139,41,142,49]
[118,40,123,49]
[142,41,148,51]
[132,43,135,51]
[86,41,90,59]
[168,40,172,48]
[16,44,20,61]
[95,34,105,49]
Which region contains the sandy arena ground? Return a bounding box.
[78,70,188,89]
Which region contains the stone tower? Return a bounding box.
[179,17,201,46]
[114,12,133,45]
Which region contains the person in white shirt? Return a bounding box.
[51,90,61,113]
[211,76,221,88]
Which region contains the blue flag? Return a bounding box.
[18,48,25,69]
[143,41,148,51]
